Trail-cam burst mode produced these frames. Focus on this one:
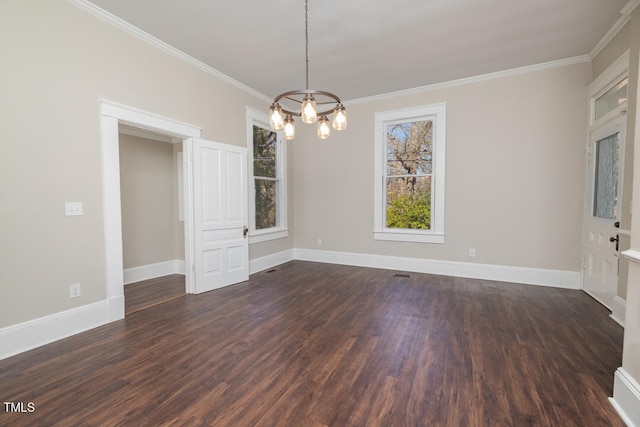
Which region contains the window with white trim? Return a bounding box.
[247,107,288,243]
[374,103,446,243]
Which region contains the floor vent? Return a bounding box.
[266,269,278,273]
[392,273,411,278]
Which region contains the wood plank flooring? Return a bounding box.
[125,274,186,315]
[0,261,624,426]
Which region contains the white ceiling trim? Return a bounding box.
[66,0,273,105]
[346,55,591,106]
[590,0,640,59]
[621,0,640,15]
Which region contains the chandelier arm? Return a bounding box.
[273,90,342,104]
[274,89,343,117]
[280,107,337,117]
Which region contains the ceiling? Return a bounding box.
[86,0,630,102]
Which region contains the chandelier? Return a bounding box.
[268,0,347,140]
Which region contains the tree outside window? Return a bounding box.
[385,120,433,230]
[253,125,277,230]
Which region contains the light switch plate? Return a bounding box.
[65,202,83,216]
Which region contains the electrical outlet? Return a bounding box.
[317,238,323,246]
[468,248,476,257]
[69,283,81,299]
[65,202,83,216]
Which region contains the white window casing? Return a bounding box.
[374,103,446,243]
[246,107,288,244]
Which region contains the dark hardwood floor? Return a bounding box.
[125,274,186,315]
[0,261,624,426]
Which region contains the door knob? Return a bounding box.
[610,235,619,251]
[243,226,249,238]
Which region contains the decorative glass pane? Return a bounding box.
[255,179,277,229]
[593,133,619,219]
[386,120,432,176]
[386,176,431,230]
[253,125,277,178]
[595,78,627,121]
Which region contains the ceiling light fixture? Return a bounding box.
[269,0,347,140]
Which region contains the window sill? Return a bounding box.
[249,229,289,244]
[373,230,444,244]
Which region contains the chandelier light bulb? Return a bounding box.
[332,104,347,131]
[317,116,330,139]
[284,115,296,140]
[269,102,285,130]
[301,94,317,124]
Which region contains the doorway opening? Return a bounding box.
[118,126,187,314]
[99,100,201,322]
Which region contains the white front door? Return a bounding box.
[192,138,249,293]
[583,116,626,309]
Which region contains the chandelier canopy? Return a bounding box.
[269,0,347,140]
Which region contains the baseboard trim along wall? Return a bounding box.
[0,300,110,360]
[1,249,580,361]
[249,249,295,274]
[123,259,185,285]
[292,248,581,289]
[611,296,626,327]
[610,367,640,427]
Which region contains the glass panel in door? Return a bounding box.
[593,133,620,219]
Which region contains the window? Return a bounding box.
[247,107,288,243]
[374,103,446,243]
[594,77,627,122]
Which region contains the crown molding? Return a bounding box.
[66,0,272,105]
[590,0,640,59]
[346,55,591,106]
[621,0,640,15]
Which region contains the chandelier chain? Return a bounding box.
[305,0,309,89]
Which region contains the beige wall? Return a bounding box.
[0,0,293,328]
[294,63,591,272]
[119,134,182,269]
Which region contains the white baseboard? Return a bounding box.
[0,300,110,361]
[249,249,295,275]
[610,367,640,427]
[293,248,580,289]
[123,259,185,285]
[611,296,626,327]
[108,295,125,322]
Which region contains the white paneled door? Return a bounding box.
[583,117,625,310]
[192,138,249,293]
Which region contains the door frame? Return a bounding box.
[99,100,201,321]
[580,50,629,311]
